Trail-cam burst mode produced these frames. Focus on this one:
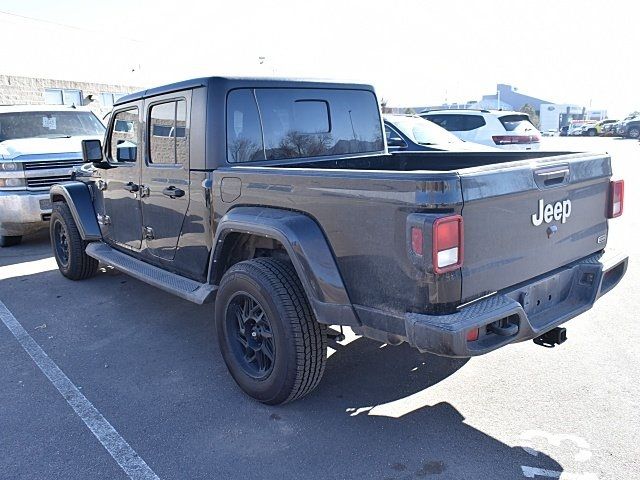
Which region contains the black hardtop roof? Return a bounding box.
[114,76,376,106]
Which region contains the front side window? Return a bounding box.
[109,108,139,163]
[0,111,105,142]
[226,88,383,163]
[148,100,189,165]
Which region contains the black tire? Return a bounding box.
[215,258,327,405]
[0,235,22,247]
[628,127,640,139]
[50,202,98,280]
[587,128,597,137]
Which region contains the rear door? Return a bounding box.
[140,93,191,261]
[458,154,611,301]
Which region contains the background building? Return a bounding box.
[0,74,139,119]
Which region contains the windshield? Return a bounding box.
[389,116,462,145]
[498,114,538,133]
[0,111,105,142]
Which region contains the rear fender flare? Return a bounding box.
[210,206,359,327]
[50,182,101,241]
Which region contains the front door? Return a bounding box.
[140,95,191,261]
[101,106,143,250]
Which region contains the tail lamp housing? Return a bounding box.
[608,180,624,218]
[432,215,464,274]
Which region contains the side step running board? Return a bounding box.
[85,242,217,305]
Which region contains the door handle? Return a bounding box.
[162,186,185,198]
[123,181,139,192]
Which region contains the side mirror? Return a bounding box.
[82,139,103,163]
[387,137,407,148]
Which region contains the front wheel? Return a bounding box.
[50,202,98,280]
[628,127,640,139]
[215,258,327,405]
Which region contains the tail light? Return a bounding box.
[492,135,540,145]
[608,180,624,218]
[432,215,464,273]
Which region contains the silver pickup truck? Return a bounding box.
[0,105,105,246]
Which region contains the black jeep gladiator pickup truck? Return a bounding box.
[49,77,627,404]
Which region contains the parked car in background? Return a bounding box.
[568,123,586,136]
[618,116,640,139]
[0,105,105,246]
[383,115,498,152]
[584,119,617,137]
[420,109,541,150]
[601,122,617,136]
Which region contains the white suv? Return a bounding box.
[420,109,541,150]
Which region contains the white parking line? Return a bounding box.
[0,300,160,480]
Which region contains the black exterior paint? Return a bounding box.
[57,76,628,357]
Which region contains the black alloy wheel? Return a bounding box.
[225,292,276,380]
[53,218,70,267]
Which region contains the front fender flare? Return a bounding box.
[50,182,101,241]
[210,207,359,327]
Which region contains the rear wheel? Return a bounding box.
[215,258,327,405]
[628,127,640,139]
[50,202,98,280]
[587,128,597,137]
[0,235,22,247]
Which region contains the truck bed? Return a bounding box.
[216,149,611,319]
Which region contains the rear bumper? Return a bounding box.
[354,251,628,357]
[0,190,51,235]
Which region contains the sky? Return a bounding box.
[0,0,638,117]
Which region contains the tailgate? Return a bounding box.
[459,153,611,301]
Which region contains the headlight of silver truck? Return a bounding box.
[0,178,26,188]
[0,162,21,171]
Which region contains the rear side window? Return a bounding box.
[499,114,536,133]
[148,99,189,165]
[463,115,486,131]
[226,90,265,163]
[226,88,383,162]
[423,114,485,132]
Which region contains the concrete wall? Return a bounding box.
[0,74,140,119]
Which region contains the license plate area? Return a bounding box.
[39,198,52,211]
[513,268,575,326]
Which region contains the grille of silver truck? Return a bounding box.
[23,159,83,170]
[26,175,73,189]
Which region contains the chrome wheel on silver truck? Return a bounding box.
[50,202,98,280]
[215,258,327,405]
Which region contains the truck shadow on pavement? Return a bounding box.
[0,264,564,480]
[0,230,52,268]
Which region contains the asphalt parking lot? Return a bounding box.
[1,137,638,480]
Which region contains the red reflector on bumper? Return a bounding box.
[466,328,479,342]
